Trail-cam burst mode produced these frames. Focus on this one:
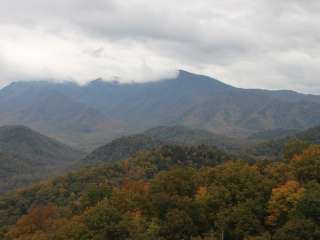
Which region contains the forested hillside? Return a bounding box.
[251,124,320,158]
[0,143,319,240]
[80,134,163,166]
[0,126,84,193]
[80,125,245,166]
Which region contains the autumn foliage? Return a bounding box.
[0,144,319,240]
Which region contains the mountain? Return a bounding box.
[0,82,123,150]
[80,125,246,166]
[80,134,163,166]
[2,70,320,149]
[0,125,84,193]
[71,70,320,135]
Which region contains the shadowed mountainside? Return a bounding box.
[251,124,320,158]
[0,125,84,193]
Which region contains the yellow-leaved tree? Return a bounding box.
[266,180,304,227]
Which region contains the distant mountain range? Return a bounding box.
[0,126,84,193]
[1,70,320,150]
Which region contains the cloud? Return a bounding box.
[0,0,319,93]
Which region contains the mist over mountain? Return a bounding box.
[1,70,320,150]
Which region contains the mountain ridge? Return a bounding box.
[1,70,320,149]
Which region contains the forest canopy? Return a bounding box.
[0,144,319,240]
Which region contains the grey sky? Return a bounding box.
[0,0,320,93]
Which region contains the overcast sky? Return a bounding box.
[1,0,320,93]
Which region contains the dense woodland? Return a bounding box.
[0,140,319,240]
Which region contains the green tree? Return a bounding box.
[150,167,198,197]
[291,145,320,182]
[52,217,89,240]
[295,181,320,222]
[273,219,320,240]
[283,139,309,160]
[83,200,128,240]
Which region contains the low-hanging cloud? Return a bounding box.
[0,0,320,93]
